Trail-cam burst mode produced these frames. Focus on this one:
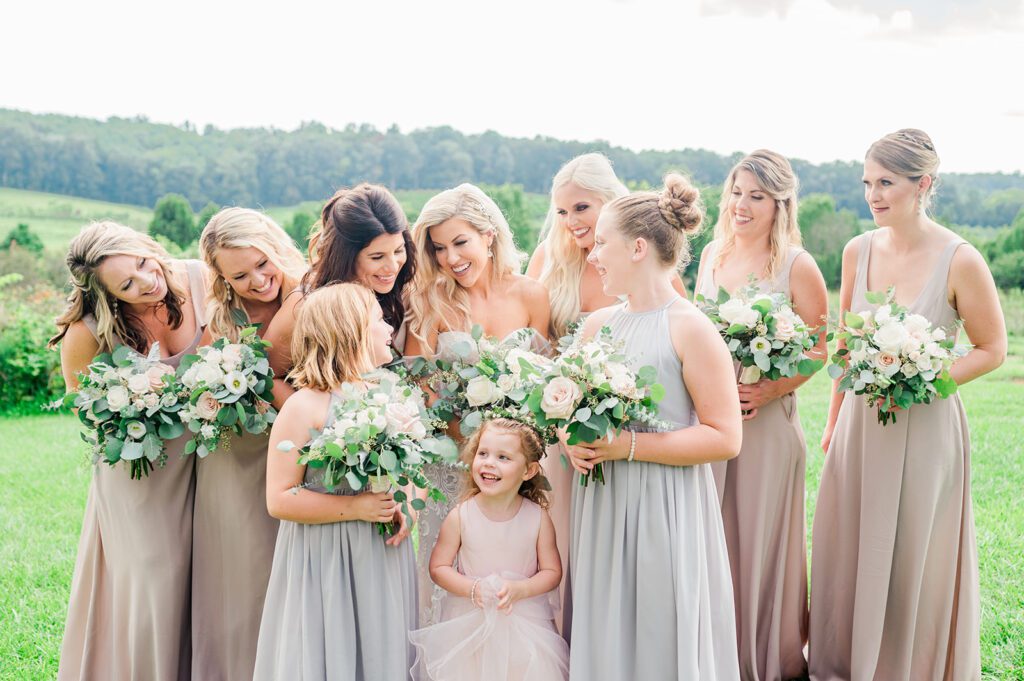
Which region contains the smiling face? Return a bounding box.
[471,426,537,498]
[863,157,925,227]
[728,169,777,239]
[354,232,408,294]
[428,218,494,288]
[214,246,282,303]
[554,182,605,250]
[95,254,168,305]
[368,299,395,366]
[587,209,634,297]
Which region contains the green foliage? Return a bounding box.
[1,223,44,255]
[990,251,1024,289]
[148,194,196,248]
[195,201,220,232]
[798,193,863,288]
[0,275,65,413]
[480,184,542,256]
[286,211,316,248]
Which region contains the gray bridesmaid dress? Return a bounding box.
[809,232,980,681]
[696,240,810,681]
[568,298,740,681]
[253,390,418,681]
[57,259,206,681]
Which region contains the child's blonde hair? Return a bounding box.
[460,418,549,509]
[287,283,379,390]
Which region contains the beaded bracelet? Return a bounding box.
[627,430,637,463]
[470,578,481,606]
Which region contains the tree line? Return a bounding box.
[1,108,1022,228]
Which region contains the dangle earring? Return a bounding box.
[488,247,494,259]
[224,280,233,302]
[111,296,120,318]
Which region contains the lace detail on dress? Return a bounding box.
[417,461,465,624]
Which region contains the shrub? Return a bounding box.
[1,223,45,255]
[0,274,66,414]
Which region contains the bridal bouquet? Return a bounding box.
[697,283,824,385]
[828,289,968,426]
[277,370,459,535]
[65,343,186,479]
[176,326,277,458]
[418,326,554,437]
[527,329,665,486]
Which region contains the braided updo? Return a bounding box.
[606,173,705,267]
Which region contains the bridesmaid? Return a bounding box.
[192,208,307,681]
[565,174,742,680]
[51,222,207,681]
[254,283,416,681]
[525,153,687,636]
[809,129,1006,681]
[404,183,551,624]
[264,182,415,373]
[694,150,827,681]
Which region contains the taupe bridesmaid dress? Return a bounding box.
[57,259,206,681]
[696,240,810,681]
[808,231,980,681]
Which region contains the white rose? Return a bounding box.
[223,371,248,395]
[196,363,224,387]
[221,344,243,367]
[873,322,910,354]
[146,364,172,390]
[132,398,146,411]
[904,314,930,334]
[923,341,941,358]
[106,387,129,411]
[125,421,147,440]
[127,372,152,394]
[117,366,134,379]
[901,362,920,378]
[773,314,797,342]
[496,374,517,393]
[160,392,179,408]
[384,400,428,439]
[874,305,893,324]
[195,391,220,420]
[931,328,947,341]
[540,377,583,420]
[465,376,503,407]
[203,348,223,366]
[181,366,199,389]
[719,299,759,328]
[505,349,542,377]
[608,364,638,397]
[143,393,159,409]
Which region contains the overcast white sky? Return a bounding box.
[3,0,1023,173]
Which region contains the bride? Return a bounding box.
[404,183,552,624]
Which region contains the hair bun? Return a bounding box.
[658,173,704,235]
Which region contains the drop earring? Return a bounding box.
[111,297,120,318]
[488,247,494,258]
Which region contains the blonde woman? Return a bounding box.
[404,183,551,625]
[254,283,416,681]
[694,150,827,681]
[810,130,1006,681]
[525,152,687,637]
[51,222,208,681]
[192,207,306,681]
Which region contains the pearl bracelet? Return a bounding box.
[470,578,481,606]
[627,430,637,462]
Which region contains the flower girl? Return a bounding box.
[252,283,417,681]
[410,417,569,680]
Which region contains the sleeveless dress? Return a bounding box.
[414,328,552,626]
[252,390,418,681]
[808,232,980,681]
[569,298,740,681]
[409,496,570,680]
[57,259,206,681]
[696,241,810,681]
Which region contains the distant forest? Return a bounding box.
[1,108,1022,227]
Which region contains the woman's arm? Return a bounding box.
[947,244,1007,385]
[524,240,548,280]
[59,322,101,393]
[262,291,302,408]
[522,277,553,341]
[266,389,397,525]
[821,236,860,453]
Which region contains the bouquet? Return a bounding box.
[415,326,554,438]
[697,283,824,387]
[527,329,665,486]
[277,370,459,535]
[828,288,968,425]
[65,343,186,479]
[176,326,277,458]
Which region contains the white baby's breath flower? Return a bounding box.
[200,424,218,440]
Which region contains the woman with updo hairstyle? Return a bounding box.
[403,183,552,625]
[264,183,415,379]
[809,130,1006,680]
[192,207,307,681]
[694,149,827,680]
[563,174,742,679]
[51,221,209,681]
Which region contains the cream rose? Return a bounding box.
[496,374,518,393]
[106,385,130,411]
[127,372,152,394]
[196,363,225,387]
[773,314,797,342]
[147,364,172,390]
[874,351,902,377]
[465,376,503,407]
[540,377,583,420]
[385,399,427,439]
[873,322,909,354]
[195,391,220,420]
[719,299,759,328]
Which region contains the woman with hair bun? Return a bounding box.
[809,129,1006,681]
[564,174,742,680]
[192,207,307,681]
[695,149,827,680]
[52,221,208,681]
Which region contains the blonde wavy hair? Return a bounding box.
[50,221,188,353]
[713,150,802,282]
[287,283,379,391]
[538,153,629,337]
[459,418,549,509]
[199,207,307,341]
[406,184,524,354]
[866,128,940,212]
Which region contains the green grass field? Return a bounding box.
[0,341,1021,679]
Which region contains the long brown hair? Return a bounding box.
[459,418,549,509]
